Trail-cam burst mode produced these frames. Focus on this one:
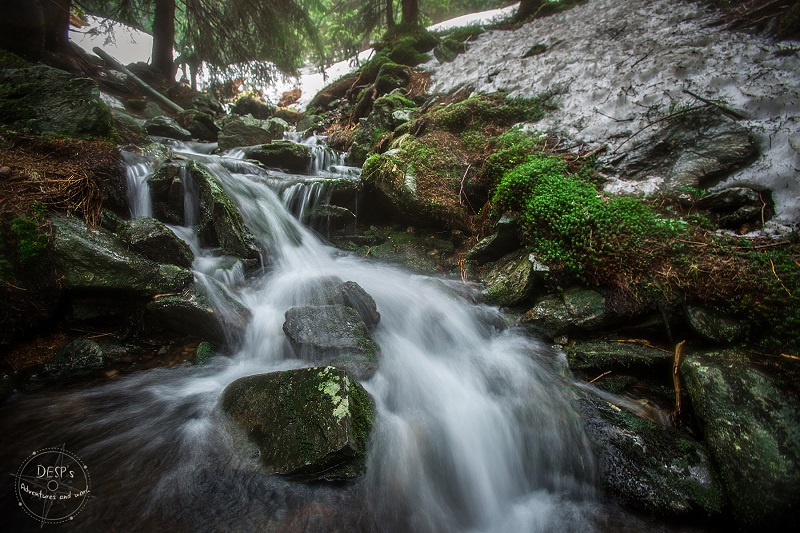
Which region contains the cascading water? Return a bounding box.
[1,136,668,532]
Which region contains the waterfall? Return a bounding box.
[0,137,621,532]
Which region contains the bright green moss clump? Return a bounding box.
[492,154,683,278]
[431,93,554,133]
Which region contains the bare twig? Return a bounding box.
[682,89,748,120]
[612,104,709,154]
[672,340,686,422]
[589,370,612,384]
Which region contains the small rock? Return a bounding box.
[44,338,105,376]
[324,281,381,330]
[482,250,548,306]
[521,288,611,338]
[566,340,674,371]
[119,217,194,268]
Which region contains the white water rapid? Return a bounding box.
[0,137,680,532]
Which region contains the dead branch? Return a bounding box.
[682,89,748,120]
[672,340,686,422]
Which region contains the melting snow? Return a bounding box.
[430,0,800,227]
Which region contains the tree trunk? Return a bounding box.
[515,0,544,22]
[152,0,176,80]
[43,0,72,52]
[0,0,46,61]
[400,0,419,27]
[386,0,395,32]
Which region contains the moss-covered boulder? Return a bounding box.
[177,109,219,142]
[51,214,193,295]
[521,288,613,339]
[144,115,192,141]
[374,62,412,94]
[231,93,275,119]
[465,216,520,264]
[243,141,312,174]
[0,65,114,138]
[189,162,260,261]
[680,351,800,528]
[146,284,251,348]
[566,340,674,372]
[482,250,549,307]
[283,305,380,380]
[119,216,194,268]
[221,366,375,480]
[349,93,417,166]
[581,394,725,517]
[217,114,284,150]
[43,337,105,377]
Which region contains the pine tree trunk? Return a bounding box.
[43,0,71,52]
[152,0,176,80]
[386,0,395,32]
[0,0,45,60]
[400,0,419,27]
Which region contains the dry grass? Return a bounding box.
[0,134,120,225]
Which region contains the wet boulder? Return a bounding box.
[145,284,251,349]
[221,366,374,480]
[51,214,193,295]
[217,115,284,150]
[145,115,191,141]
[323,281,381,330]
[177,109,219,142]
[189,162,261,262]
[0,65,114,138]
[303,205,357,236]
[482,251,549,307]
[566,340,674,372]
[283,305,380,380]
[608,108,757,193]
[243,141,312,174]
[581,394,725,517]
[680,351,800,528]
[521,288,612,339]
[118,217,194,268]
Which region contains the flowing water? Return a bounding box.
[1,136,678,532]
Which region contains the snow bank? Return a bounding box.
[430,0,800,227]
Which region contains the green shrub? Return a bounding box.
[9,203,48,266]
[492,154,682,277]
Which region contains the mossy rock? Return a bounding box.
[482,250,549,307]
[242,141,312,174]
[221,366,375,480]
[566,340,674,372]
[387,36,430,66]
[521,288,613,339]
[231,93,275,120]
[188,161,261,261]
[118,216,194,268]
[43,337,105,377]
[217,114,283,150]
[581,393,725,517]
[51,214,193,295]
[374,62,411,94]
[680,350,800,528]
[0,65,115,138]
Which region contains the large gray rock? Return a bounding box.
[566,340,674,372]
[0,65,114,138]
[231,94,275,119]
[610,108,757,192]
[242,141,312,174]
[178,109,219,142]
[145,115,191,141]
[482,251,549,307]
[283,305,380,379]
[221,366,374,480]
[217,115,285,150]
[521,288,611,338]
[581,394,725,517]
[119,217,194,268]
[146,284,250,348]
[51,215,193,295]
[681,351,800,528]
